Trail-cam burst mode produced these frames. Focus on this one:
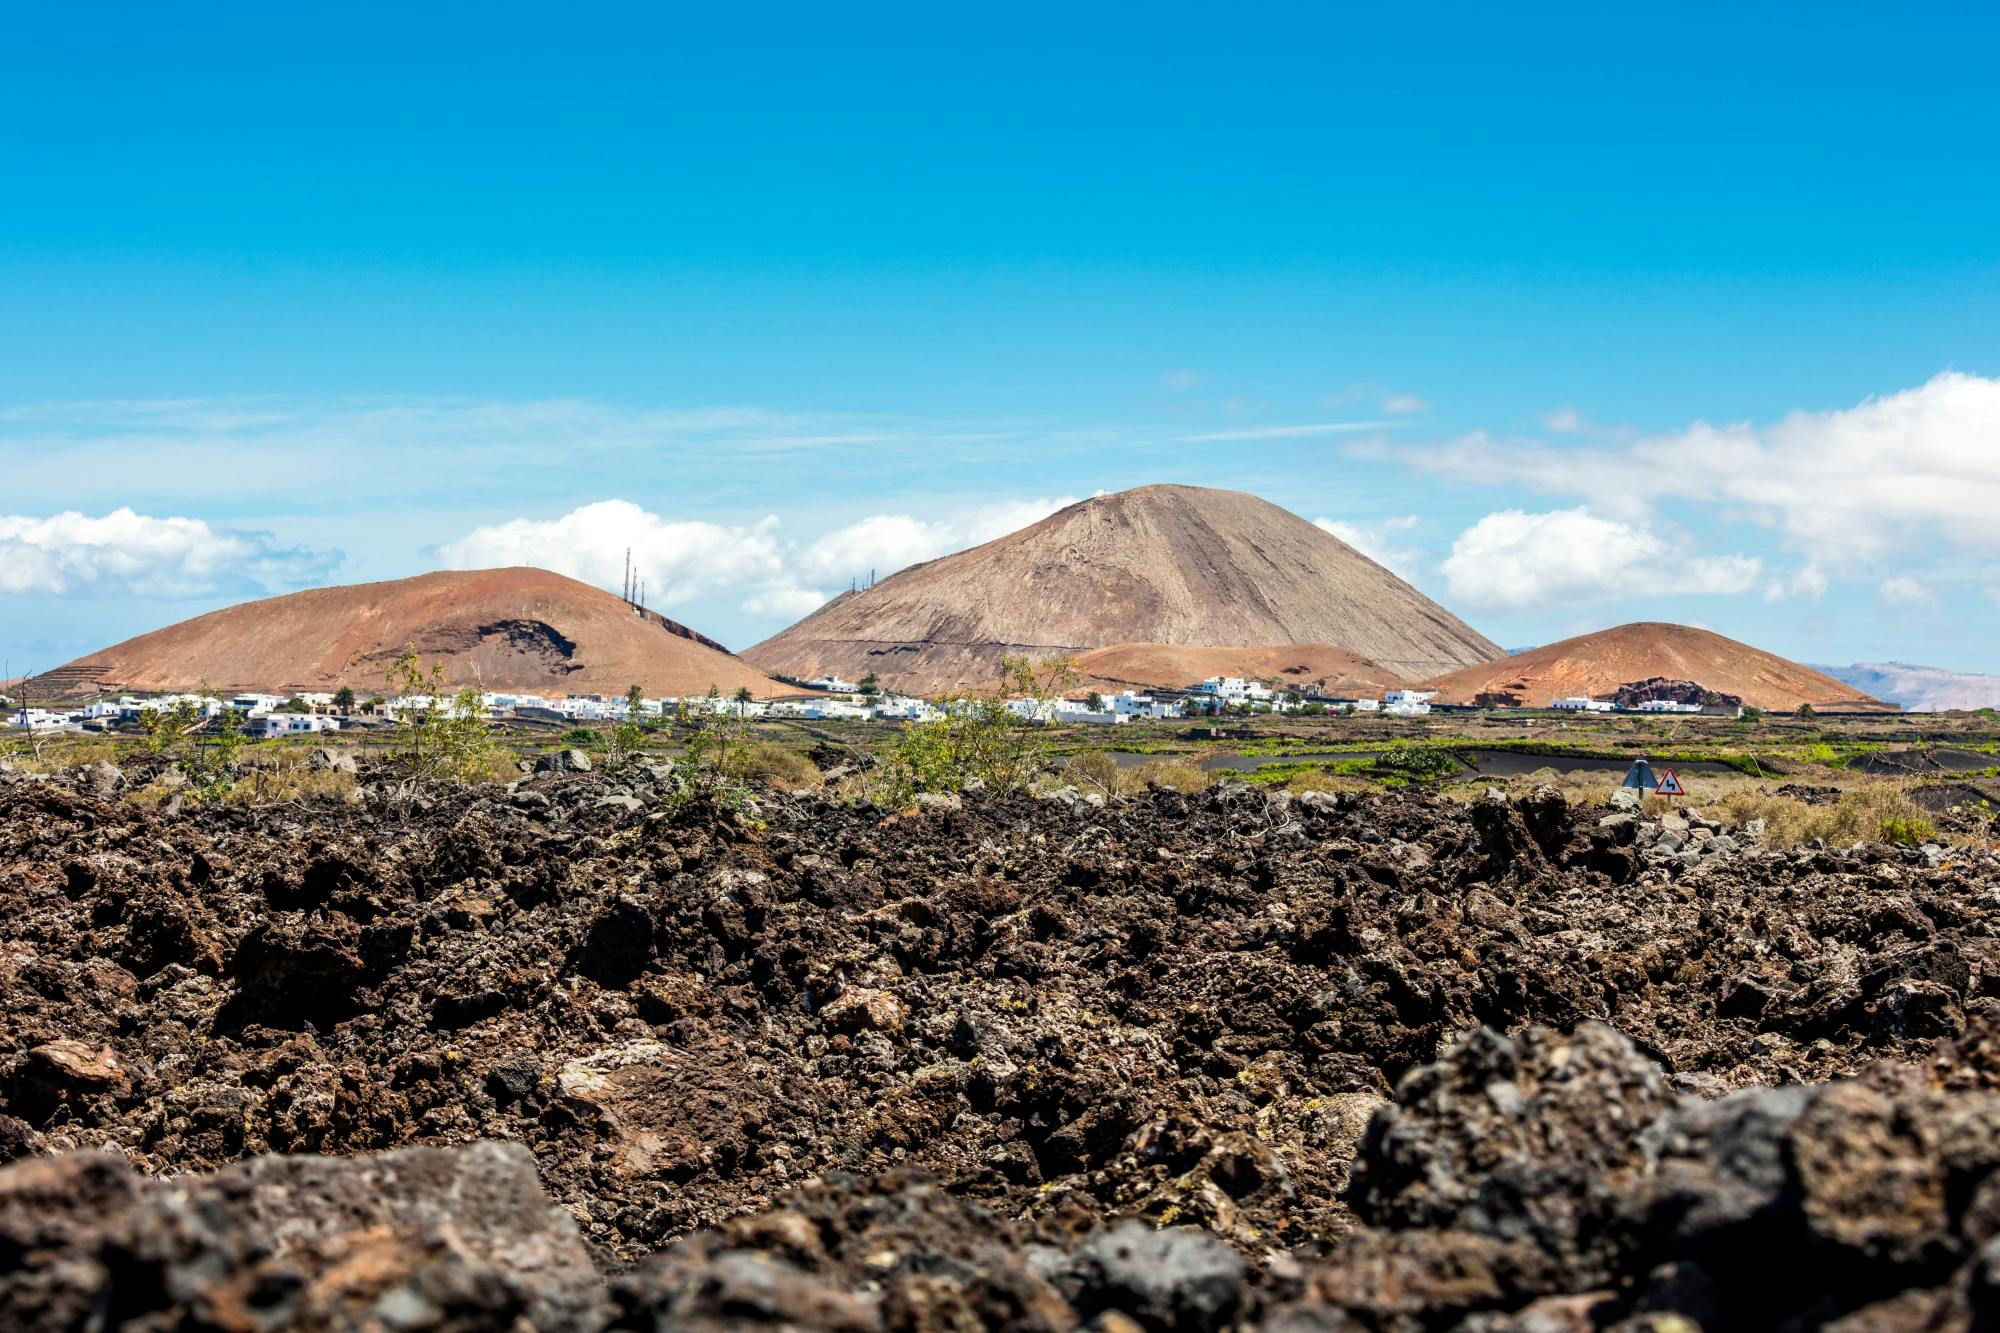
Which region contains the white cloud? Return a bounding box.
[437,495,1081,624]
[1440,507,1763,610]
[1381,393,1429,415]
[1541,406,1583,433]
[0,508,336,597]
[1764,566,1830,603]
[1412,371,2000,576]
[798,496,1079,586]
[1312,515,1425,578]
[1879,575,1937,607]
[1161,368,1203,390]
[1181,420,1395,442]
[437,500,793,610]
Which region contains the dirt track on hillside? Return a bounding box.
[6,760,2000,1328]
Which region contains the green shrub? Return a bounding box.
[386,647,493,782]
[1372,742,1459,781]
[874,654,1079,805]
[1879,815,1936,846]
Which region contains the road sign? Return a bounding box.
[1621,758,1657,790]
[1655,769,1686,797]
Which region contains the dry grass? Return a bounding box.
[226,750,361,805]
[1280,769,1374,796]
[1709,779,1937,849]
[1116,759,1214,794]
[1436,767,1952,850]
[11,736,122,773]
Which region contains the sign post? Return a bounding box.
[1654,768,1686,803]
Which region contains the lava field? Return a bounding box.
[7,759,2000,1330]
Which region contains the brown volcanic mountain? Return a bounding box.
[744,484,1501,693]
[37,567,786,699]
[1068,642,1406,696]
[1423,622,1891,712]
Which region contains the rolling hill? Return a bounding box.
[1423,622,1891,712]
[744,484,1501,693]
[32,567,786,700]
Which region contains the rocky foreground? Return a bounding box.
[6,760,2000,1329]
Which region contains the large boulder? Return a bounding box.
[1347,1024,1675,1286]
[0,1142,604,1330]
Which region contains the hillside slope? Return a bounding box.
[745,484,1501,693]
[1424,622,1890,712]
[36,567,786,699]
[1068,642,1406,696]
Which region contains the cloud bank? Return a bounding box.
[1415,371,2000,596]
[0,508,337,598]
[1439,507,1762,610]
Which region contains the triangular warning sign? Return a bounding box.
[1655,769,1686,797]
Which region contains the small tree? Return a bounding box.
[874,653,1080,804]
[604,683,649,768]
[732,685,754,716]
[662,689,751,809]
[386,646,491,781]
[1086,691,1107,714]
[139,681,242,800]
[1797,703,1817,721]
[333,686,357,715]
[857,672,880,698]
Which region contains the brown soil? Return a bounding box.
[745,485,1502,693]
[34,566,787,700]
[1424,621,1890,712]
[7,760,2000,1327]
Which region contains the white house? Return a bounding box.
[245,714,342,739]
[1106,690,1180,719]
[872,695,939,722]
[1197,676,1250,701]
[771,698,870,720]
[1633,699,1702,714]
[1551,697,1617,713]
[806,675,857,694]
[8,707,68,730]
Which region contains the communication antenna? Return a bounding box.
[623,548,633,604]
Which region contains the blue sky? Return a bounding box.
[5,4,2000,676]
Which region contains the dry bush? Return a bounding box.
[728,741,822,789]
[1065,750,1120,796]
[468,747,526,785]
[226,750,360,805]
[124,779,180,810]
[1117,759,1214,794]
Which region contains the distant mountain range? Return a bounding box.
[1817,662,2000,713]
